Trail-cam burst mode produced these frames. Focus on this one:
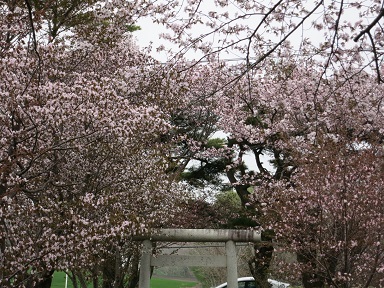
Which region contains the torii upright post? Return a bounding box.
[140,240,152,288]
[226,240,237,288]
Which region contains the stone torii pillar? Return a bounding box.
[133,229,261,288]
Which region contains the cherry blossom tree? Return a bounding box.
[273,139,384,287]
[256,66,384,287]
[203,57,384,287]
[0,1,196,287]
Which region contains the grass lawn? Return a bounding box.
[150,277,198,288]
[51,272,198,288]
[51,271,74,288]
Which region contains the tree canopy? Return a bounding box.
[1,1,384,288]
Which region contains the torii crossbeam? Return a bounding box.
[133,229,261,288]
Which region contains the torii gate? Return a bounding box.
[133,229,261,288]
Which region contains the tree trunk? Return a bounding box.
[249,243,273,288]
[28,270,55,288]
[297,249,324,288]
[128,250,141,288]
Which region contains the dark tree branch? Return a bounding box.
[24,0,40,59]
[248,0,324,72]
[253,148,269,175]
[354,8,384,42]
[367,31,383,84]
[246,0,284,67]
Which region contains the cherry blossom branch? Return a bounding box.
[246,0,284,67]
[174,12,265,71]
[365,235,382,287]
[247,1,323,72]
[212,1,324,93]
[367,31,383,84]
[353,8,384,42]
[321,0,344,75]
[24,0,43,91]
[24,0,40,60]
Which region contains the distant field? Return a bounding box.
[51,272,198,288]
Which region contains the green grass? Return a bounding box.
[150,278,198,288]
[51,271,74,288]
[51,272,197,288]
